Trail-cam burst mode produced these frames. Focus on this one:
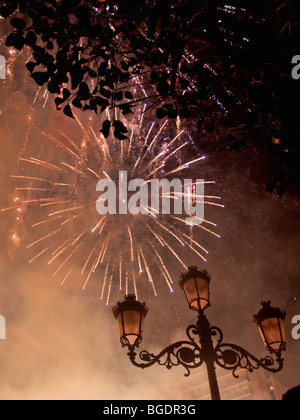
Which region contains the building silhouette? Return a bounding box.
[169,366,286,400]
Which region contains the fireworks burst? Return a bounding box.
[2,82,223,304]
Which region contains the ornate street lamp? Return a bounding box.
[178,266,211,311]
[112,294,149,348]
[113,266,287,401]
[253,300,287,355]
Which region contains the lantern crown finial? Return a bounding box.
[253,301,286,325]
[112,294,149,320]
[179,266,211,290]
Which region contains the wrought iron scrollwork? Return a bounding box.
[127,324,205,377]
[211,325,284,378]
[126,315,284,382]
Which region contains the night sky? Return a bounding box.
[0,13,299,400]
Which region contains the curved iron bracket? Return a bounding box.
[127,324,205,377]
[126,320,285,380]
[211,326,284,378]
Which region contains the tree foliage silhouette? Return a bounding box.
[1,0,300,195]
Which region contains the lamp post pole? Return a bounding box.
[113,266,287,401]
[197,311,221,400]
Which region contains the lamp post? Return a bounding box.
[112,266,287,401]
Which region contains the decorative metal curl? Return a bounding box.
[215,342,284,378]
[127,324,205,377]
[125,316,284,383]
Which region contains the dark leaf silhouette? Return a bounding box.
[100,87,112,100]
[156,107,168,119]
[10,18,26,31]
[125,91,133,100]
[113,120,128,134]
[6,32,24,51]
[48,77,61,94]
[78,82,92,101]
[114,131,128,141]
[62,88,71,101]
[55,97,65,110]
[70,65,84,90]
[72,98,83,109]
[98,62,108,77]
[100,120,111,138]
[26,61,36,73]
[63,104,74,119]
[113,120,128,140]
[24,31,37,47]
[31,71,50,86]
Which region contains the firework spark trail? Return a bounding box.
[147,224,165,247]
[131,262,138,300]
[170,223,209,254]
[127,225,134,262]
[140,120,168,163]
[27,226,64,249]
[19,157,64,173]
[137,249,143,273]
[145,164,165,180]
[87,168,102,179]
[60,162,87,177]
[48,205,86,217]
[132,122,155,174]
[91,216,106,234]
[61,265,75,286]
[11,175,52,184]
[148,240,174,292]
[171,215,220,238]
[157,233,188,270]
[55,183,76,188]
[180,235,208,262]
[101,258,111,300]
[119,257,123,290]
[139,246,157,296]
[52,243,83,277]
[58,131,82,153]
[164,155,206,176]
[140,205,157,218]
[83,254,99,290]
[100,236,110,264]
[42,132,80,160]
[148,130,186,167]
[127,127,134,160]
[156,141,188,166]
[15,187,49,192]
[153,218,186,246]
[105,274,114,305]
[81,245,98,276]
[125,269,129,296]
[170,192,222,201]
[32,215,64,228]
[43,88,49,108]
[93,246,104,275]
[157,218,208,262]
[1,206,21,212]
[49,235,78,262]
[29,247,50,264]
[40,200,73,207]
[197,200,225,209]
[48,241,73,265]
